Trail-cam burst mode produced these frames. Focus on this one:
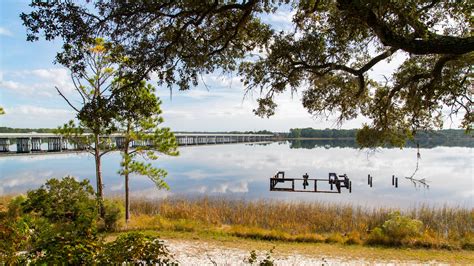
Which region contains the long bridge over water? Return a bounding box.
[0,133,274,155]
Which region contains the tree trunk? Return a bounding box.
[125,172,130,223]
[94,136,105,218]
[124,122,131,223]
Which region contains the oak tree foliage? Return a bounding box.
[21,0,473,147]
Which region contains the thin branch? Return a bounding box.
[71,73,86,104]
[55,86,80,113]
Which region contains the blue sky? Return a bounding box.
[0,1,456,132]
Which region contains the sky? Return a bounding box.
[0,1,453,132]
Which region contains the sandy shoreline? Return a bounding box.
[164,239,443,265]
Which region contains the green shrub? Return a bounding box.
[367,211,423,246]
[0,178,179,264]
[7,195,26,218]
[366,227,388,245]
[97,232,175,264]
[26,235,101,265]
[21,177,101,264]
[0,208,31,264]
[382,211,423,243]
[101,199,124,232]
[23,177,98,231]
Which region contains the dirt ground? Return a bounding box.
[164,239,445,265]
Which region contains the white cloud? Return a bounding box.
[31,68,73,90]
[130,187,172,199]
[0,105,75,128]
[182,169,210,180]
[210,181,249,193]
[188,185,207,193]
[1,68,74,98]
[0,27,13,37]
[7,105,72,116]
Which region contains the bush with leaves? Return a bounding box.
[101,199,124,232]
[20,177,101,264]
[0,196,31,264]
[367,211,423,246]
[97,232,176,264]
[0,177,177,265]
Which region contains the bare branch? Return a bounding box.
[55,86,80,113]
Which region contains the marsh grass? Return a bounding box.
[2,195,471,249]
[124,197,473,249]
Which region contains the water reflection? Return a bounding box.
[288,138,474,149]
[0,141,472,208]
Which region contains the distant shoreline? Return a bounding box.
[285,137,354,140]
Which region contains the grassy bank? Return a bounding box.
[2,195,472,252]
[117,197,473,250]
[106,229,474,263]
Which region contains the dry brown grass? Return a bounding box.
[0,195,16,213]
[2,195,471,249]
[124,196,473,249]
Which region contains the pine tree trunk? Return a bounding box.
[94,136,105,218]
[125,172,130,223]
[124,122,131,223]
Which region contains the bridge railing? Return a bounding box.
[0,133,275,154]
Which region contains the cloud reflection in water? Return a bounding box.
[0,141,472,209]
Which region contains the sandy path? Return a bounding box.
[164,239,438,265]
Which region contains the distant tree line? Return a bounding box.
[289,137,473,149]
[288,128,356,138]
[228,130,274,135]
[287,128,472,148]
[288,128,472,140]
[0,127,276,135]
[0,127,55,133]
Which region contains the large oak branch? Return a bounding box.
[337,0,474,55]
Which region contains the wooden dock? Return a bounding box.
[270,171,352,194]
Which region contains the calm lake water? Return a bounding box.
[0,140,472,208]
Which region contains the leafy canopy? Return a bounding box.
[21,0,473,147]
